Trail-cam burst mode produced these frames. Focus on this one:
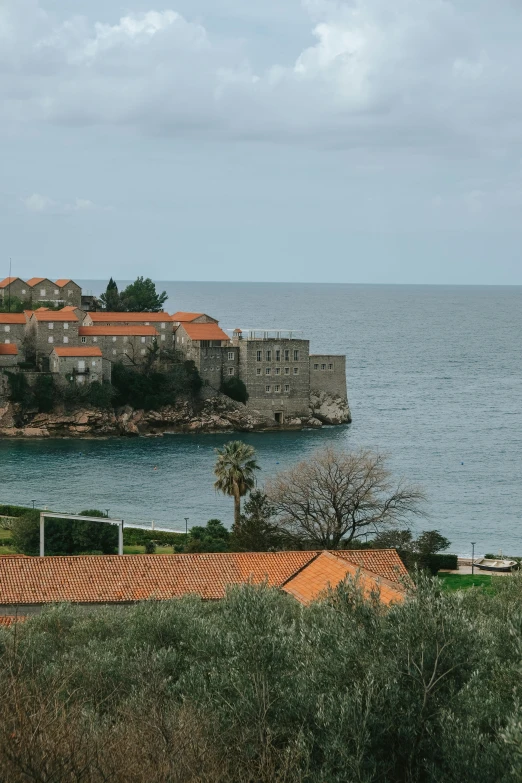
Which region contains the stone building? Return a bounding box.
[25,278,59,304]
[0,343,19,368]
[78,325,159,364]
[83,312,174,349]
[0,313,26,349]
[174,321,235,389]
[0,277,28,304]
[55,279,82,307]
[171,312,218,326]
[51,346,110,384]
[27,308,80,362]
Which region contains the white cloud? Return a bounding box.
[1,0,522,155]
[23,193,99,214]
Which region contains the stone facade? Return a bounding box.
[0,344,19,367]
[29,310,80,361]
[56,280,82,307]
[0,277,28,303]
[50,347,111,384]
[0,313,26,350]
[84,312,174,350]
[78,326,159,364]
[26,278,59,304]
[309,354,347,398]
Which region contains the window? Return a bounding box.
[265,385,271,393]
[112,349,117,355]
[161,334,166,342]
[265,367,271,375]
[284,367,290,375]
[68,290,73,297]
[48,322,54,330]
[4,339,10,344]
[266,350,271,361]
[314,363,318,370]
[256,368,262,376]
[4,326,9,333]
[228,368,234,376]
[93,337,98,343]
[141,349,146,355]
[328,363,333,370]
[145,322,150,326]
[112,336,117,342]
[321,363,326,370]
[48,336,53,343]
[275,367,280,375]
[81,337,86,344]
[54,289,59,295]
[21,289,26,294]
[78,360,85,371]
[293,350,299,361]
[284,384,290,393]
[275,349,280,361]
[123,336,128,343]
[256,350,262,361]
[284,349,289,361]
[274,385,280,393]
[63,322,68,330]
[63,336,69,344]
[92,361,97,367]
[293,367,299,375]
[228,351,234,360]
[141,336,146,344]
[40,288,46,296]
[161,323,166,329]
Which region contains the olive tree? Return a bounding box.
[266,447,424,549]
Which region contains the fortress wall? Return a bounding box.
[309,355,347,399]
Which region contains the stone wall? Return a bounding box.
[309,354,347,399]
[198,345,239,390]
[33,318,80,359]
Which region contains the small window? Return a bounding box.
[328,363,333,370]
[321,363,326,370]
[274,385,280,393]
[92,360,97,367]
[284,367,290,375]
[112,336,117,342]
[141,348,146,355]
[48,336,53,343]
[63,336,68,344]
[4,339,10,344]
[293,367,299,375]
[284,384,290,393]
[265,385,271,393]
[266,350,271,361]
[161,334,166,342]
[284,349,289,361]
[314,363,318,370]
[48,322,54,330]
[4,325,9,333]
[21,289,26,294]
[123,336,128,344]
[256,368,262,376]
[275,367,280,375]
[293,350,299,361]
[256,350,262,362]
[265,367,271,375]
[228,351,234,360]
[63,322,68,330]
[68,290,73,297]
[275,349,280,361]
[228,368,234,376]
[145,322,150,326]
[161,322,166,329]
[40,288,46,296]
[141,336,146,344]
[93,337,98,343]
[81,337,86,344]
[54,289,59,295]
[112,349,117,355]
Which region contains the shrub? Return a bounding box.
[144,539,157,554]
[427,553,458,572]
[221,376,249,404]
[32,374,56,413]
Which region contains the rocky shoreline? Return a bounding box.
[0,391,351,438]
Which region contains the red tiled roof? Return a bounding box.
[61,306,78,311]
[180,322,229,342]
[55,279,73,286]
[335,549,409,583]
[26,277,50,287]
[88,312,170,323]
[32,309,79,322]
[0,552,318,605]
[0,277,21,288]
[35,306,50,312]
[53,346,102,357]
[0,344,18,355]
[171,312,204,322]
[79,325,158,336]
[0,616,26,627]
[282,551,406,606]
[0,313,26,324]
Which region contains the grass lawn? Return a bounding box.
[0,527,17,554]
[438,573,495,593]
[123,545,174,555]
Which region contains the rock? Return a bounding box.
[310,391,352,425]
[22,427,49,437]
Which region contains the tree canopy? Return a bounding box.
[231,491,281,552]
[266,447,424,549]
[214,441,259,527]
[100,276,168,312]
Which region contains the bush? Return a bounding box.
[32,374,57,413]
[111,360,202,410]
[221,377,249,404]
[144,539,157,554]
[427,553,458,572]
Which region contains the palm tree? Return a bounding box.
[214,441,260,527]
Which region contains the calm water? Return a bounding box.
[1,283,521,556]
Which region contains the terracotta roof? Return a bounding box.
[35,306,50,312]
[32,309,78,322]
[0,616,25,627]
[282,551,406,606]
[55,279,73,286]
[0,344,18,355]
[26,277,50,287]
[171,312,204,322]
[88,312,170,323]
[53,346,102,357]
[335,549,409,583]
[0,277,21,288]
[0,313,26,324]
[180,322,229,342]
[0,552,318,605]
[79,325,159,336]
[61,306,78,311]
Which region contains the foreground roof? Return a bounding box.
[55,279,74,286]
[181,322,229,342]
[26,277,50,287]
[32,309,79,322]
[0,550,407,608]
[282,551,406,606]
[0,277,21,288]
[335,549,409,583]
[88,312,170,322]
[53,346,103,357]
[171,312,204,322]
[79,325,159,336]
[0,344,18,355]
[0,313,26,324]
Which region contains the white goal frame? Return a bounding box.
[39,512,125,557]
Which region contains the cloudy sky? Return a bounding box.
[1,0,521,284]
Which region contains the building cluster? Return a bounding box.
[0,549,408,622]
[0,277,347,422]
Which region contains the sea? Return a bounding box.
[1,282,521,557]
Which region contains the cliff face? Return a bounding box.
[0,391,350,438]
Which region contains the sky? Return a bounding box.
[1,0,521,284]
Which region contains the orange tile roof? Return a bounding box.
[0,276,21,288]
[61,306,78,311]
[88,312,170,323]
[180,322,229,342]
[55,279,73,286]
[282,551,406,606]
[79,325,158,336]
[0,552,318,605]
[32,309,79,322]
[171,312,204,322]
[35,306,50,311]
[0,344,18,355]
[26,277,49,287]
[0,313,26,324]
[0,615,26,627]
[335,549,409,583]
[53,346,102,357]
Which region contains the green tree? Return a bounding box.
[214,441,259,527]
[184,519,230,553]
[99,277,123,311]
[119,277,168,312]
[231,491,281,551]
[221,377,249,404]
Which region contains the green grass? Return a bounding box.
[0,528,12,541]
[123,545,174,555]
[438,573,495,593]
